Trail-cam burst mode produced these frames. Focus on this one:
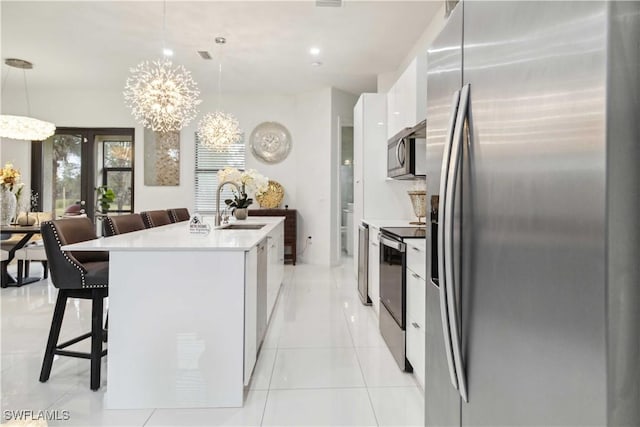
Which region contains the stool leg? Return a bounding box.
[17,260,24,285]
[42,261,48,279]
[90,292,104,390]
[24,261,30,278]
[40,290,67,382]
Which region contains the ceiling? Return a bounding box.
[1,1,441,97]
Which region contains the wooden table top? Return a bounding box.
[0,224,41,233]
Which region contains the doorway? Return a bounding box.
[34,128,135,220]
[340,125,354,257]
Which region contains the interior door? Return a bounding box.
[424,3,463,426]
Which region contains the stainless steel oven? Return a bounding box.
[378,227,425,372]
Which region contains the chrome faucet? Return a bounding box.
[215,180,241,226]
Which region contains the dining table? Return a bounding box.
[0,224,43,287]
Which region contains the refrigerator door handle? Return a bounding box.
[444,83,470,403]
[437,89,461,390]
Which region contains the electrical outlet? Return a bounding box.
[307,236,312,244]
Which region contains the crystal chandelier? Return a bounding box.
[124,60,201,133]
[123,1,201,133]
[197,37,243,151]
[0,59,55,141]
[198,112,242,151]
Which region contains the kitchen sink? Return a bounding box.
[220,223,266,230]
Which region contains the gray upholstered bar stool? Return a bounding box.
[40,217,108,391]
[103,213,146,237]
[140,210,172,228]
[167,208,190,223]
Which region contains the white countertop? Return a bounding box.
[62,216,285,252]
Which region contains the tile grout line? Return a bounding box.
[141,408,156,427]
[336,266,380,427]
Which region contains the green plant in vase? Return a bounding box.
[95,186,116,214]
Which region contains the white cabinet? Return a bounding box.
[353,94,401,275]
[387,55,427,139]
[406,239,426,389]
[266,220,284,321]
[368,225,381,315]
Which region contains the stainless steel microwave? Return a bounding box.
[387,120,426,179]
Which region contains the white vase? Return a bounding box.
[0,188,17,225]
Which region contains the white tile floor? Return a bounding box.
[1,260,424,426]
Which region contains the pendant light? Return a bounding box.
[197,37,243,152]
[0,58,56,141]
[123,1,201,133]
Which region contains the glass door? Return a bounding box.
[38,128,135,221]
[42,132,89,218]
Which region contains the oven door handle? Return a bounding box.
[379,235,406,253]
[438,89,461,390]
[444,83,470,403]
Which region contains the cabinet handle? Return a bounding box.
[371,242,378,247]
[412,246,421,252]
[412,272,420,279]
[412,322,420,329]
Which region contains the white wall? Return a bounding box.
[1,86,347,265]
[377,3,447,94]
[0,138,31,195]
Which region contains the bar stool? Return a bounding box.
[140,210,172,228]
[167,208,190,223]
[40,217,109,391]
[103,213,146,237]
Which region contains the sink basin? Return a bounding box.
[220,223,266,230]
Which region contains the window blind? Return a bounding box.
[194,135,246,213]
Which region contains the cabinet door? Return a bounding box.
[407,267,426,389]
[368,228,380,315]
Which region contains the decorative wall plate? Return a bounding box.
[250,122,291,164]
[256,180,285,208]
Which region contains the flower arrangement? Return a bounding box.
[217,167,269,209]
[0,163,21,191]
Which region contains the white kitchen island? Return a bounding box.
[62,216,285,409]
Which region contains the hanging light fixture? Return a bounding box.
[197,37,243,151]
[123,1,201,133]
[0,59,56,141]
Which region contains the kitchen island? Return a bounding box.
[62,216,285,409]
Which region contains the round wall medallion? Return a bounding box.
[250,121,291,164]
[256,180,285,208]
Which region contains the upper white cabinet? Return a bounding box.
[387,55,427,139]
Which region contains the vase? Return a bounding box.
[234,208,248,220]
[407,190,427,225]
[0,188,17,225]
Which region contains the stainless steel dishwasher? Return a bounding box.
[256,239,268,348]
[357,223,371,305]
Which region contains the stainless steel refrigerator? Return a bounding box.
[425,2,640,426]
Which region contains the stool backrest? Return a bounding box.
[104,214,146,236]
[141,210,172,228]
[167,208,190,223]
[41,217,108,289]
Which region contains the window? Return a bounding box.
[195,135,245,213]
[101,138,134,214]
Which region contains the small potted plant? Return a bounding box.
[217,168,269,220]
[95,186,116,215]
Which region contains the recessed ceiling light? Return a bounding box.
[309,47,321,56]
[311,61,323,67]
[163,48,174,57]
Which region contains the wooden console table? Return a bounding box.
[249,209,297,265]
